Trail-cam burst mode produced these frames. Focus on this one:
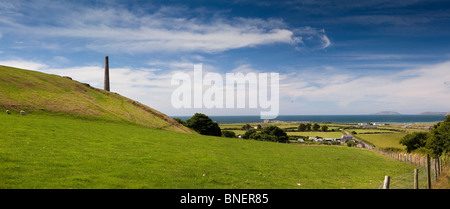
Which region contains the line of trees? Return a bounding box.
[399,115,450,158]
[242,124,262,130]
[241,125,288,142]
[297,123,328,132]
[174,113,288,143]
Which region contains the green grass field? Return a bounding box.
[351,124,436,149]
[220,122,344,139]
[220,122,343,131]
[0,113,416,189]
[355,133,408,149]
[286,131,343,138]
[225,129,343,139]
[347,129,394,134]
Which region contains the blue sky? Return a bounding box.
[1,0,450,116]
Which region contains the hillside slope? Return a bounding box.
[0,113,416,189]
[0,65,192,133]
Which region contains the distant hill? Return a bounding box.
[372,111,402,115]
[418,112,448,116]
[0,65,192,133]
[372,111,449,116]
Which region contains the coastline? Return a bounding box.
[171,115,447,124]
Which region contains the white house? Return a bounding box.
[363,125,378,129]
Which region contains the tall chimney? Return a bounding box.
[104,56,110,91]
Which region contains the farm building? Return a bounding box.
[341,135,353,143]
[362,125,378,129]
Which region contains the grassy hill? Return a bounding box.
[0,65,417,189]
[0,65,191,133]
[0,113,415,189]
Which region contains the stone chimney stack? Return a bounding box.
[104,56,110,91]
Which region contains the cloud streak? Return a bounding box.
[0,2,330,53]
[1,58,449,115]
[280,62,450,113]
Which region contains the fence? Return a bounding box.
[378,167,429,189]
[374,149,446,189]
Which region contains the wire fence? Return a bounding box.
[373,148,447,189]
[378,167,429,189]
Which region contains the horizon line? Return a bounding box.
[169,114,449,117]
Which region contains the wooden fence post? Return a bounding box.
[427,154,431,189]
[414,169,418,189]
[434,159,438,182]
[383,175,390,189]
[417,156,419,167]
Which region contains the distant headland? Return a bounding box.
[372,111,448,116]
[372,111,401,115]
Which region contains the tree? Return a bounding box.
[298,124,307,132]
[399,132,429,153]
[321,125,328,132]
[242,126,288,142]
[242,129,257,139]
[261,126,288,142]
[222,130,236,138]
[253,133,277,142]
[312,123,320,131]
[426,116,450,158]
[306,123,312,131]
[242,124,252,130]
[346,141,356,147]
[173,118,186,126]
[185,113,222,136]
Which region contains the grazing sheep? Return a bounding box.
[6,110,10,114]
[20,110,26,115]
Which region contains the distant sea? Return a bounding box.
[170,115,447,124]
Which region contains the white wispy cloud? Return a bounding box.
[0,1,330,53]
[292,27,331,49]
[1,59,449,115]
[0,59,48,70]
[280,61,450,113]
